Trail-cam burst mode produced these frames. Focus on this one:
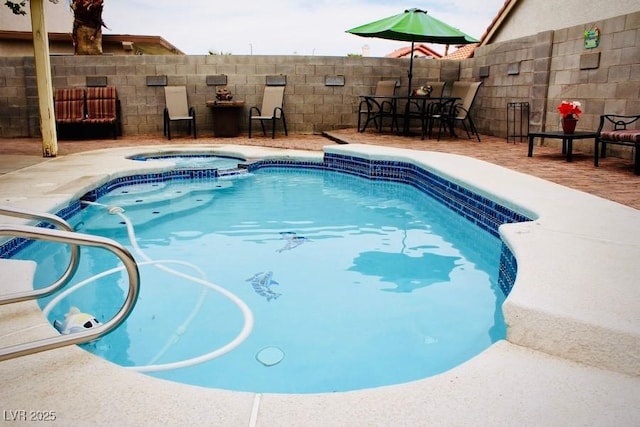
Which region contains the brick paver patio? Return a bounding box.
[1,129,638,210]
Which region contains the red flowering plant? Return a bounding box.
[557,100,582,120]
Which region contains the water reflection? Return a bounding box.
[349,251,460,293]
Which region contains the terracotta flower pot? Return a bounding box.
[562,117,578,134]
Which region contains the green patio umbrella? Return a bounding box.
[346,8,478,96]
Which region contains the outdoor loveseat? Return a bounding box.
[54,87,121,139]
[595,114,640,175]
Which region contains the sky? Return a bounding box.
[98,1,505,57]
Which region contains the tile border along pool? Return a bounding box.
[1,144,639,425]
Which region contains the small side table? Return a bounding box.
[206,100,245,137]
[507,102,529,143]
[527,131,598,162]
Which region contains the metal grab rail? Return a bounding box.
[0,224,140,361]
[0,205,80,305]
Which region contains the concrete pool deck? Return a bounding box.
[1,134,639,425]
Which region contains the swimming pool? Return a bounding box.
[25,165,510,393]
[8,150,530,394]
[2,143,638,425]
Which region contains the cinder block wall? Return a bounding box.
[463,10,639,156]
[0,54,440,138]
[0,10,638,149]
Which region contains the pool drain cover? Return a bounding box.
[256,346,284,367]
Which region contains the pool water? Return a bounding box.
[28,168,506,394]
[130,154,244,170]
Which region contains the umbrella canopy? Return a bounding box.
[346,8,478,95]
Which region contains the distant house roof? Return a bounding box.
[478,0,517,45]
[440,43,479,60]
[384,0,514,61]
[386,44,442,59]
[419,0,515,59]
[0,30,184,55]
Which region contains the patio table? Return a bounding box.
[206,100,245,137]
[527,131,598,162]
[359,95,459,138]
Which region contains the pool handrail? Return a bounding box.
[0,205,80,305]
[0,224,140,361]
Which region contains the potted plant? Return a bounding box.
[215,87,233,102]
[557,100,582,134]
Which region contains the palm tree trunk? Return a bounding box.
[73,24,103,55]
[71,0,106,55]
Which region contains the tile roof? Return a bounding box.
[479,0,518,45]
[383,1,512,60]
[440,43,479,60]
[385,43,442,59]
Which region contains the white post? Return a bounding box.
[29,0,58,157]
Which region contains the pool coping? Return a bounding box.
[1,143,639,425]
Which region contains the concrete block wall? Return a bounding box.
[545,11,640,155]
[0,57,34,137]
[466,31,553,139]
[468,11,640,156]
[0,54,439,138]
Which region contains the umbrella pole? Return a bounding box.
[407,40,415,97]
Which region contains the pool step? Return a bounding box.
[79,180,233,234]
[103,180,233,207]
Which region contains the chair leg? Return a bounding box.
[460,120,471,139]
[192,117,197,139]
[467,117,481,142]
[272,117,276,139]
[163,110,172,140]
[391,112,399,133]
[421,115,431,140]
[634,145,640,175]
[436,116,446,141]
[260,120,267,136]
[361,111,376,133]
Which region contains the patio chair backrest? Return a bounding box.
[86,86,117,120]
[450,81,471,101]
[451,81,482,118]
[164,86,191,119]
[261,86,285,119]
[418,81,445,97]
[54,87,85,122]
[374,80,397,97]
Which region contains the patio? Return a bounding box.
[1,129,638,210]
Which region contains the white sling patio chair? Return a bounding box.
[163,86,197,140]
[357,80,398,133]
[432,81,482,142]
[248,86,288,139]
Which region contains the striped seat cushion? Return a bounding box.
[85,87,117,122]
[600,129,640,143]
[54,88,85,123]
